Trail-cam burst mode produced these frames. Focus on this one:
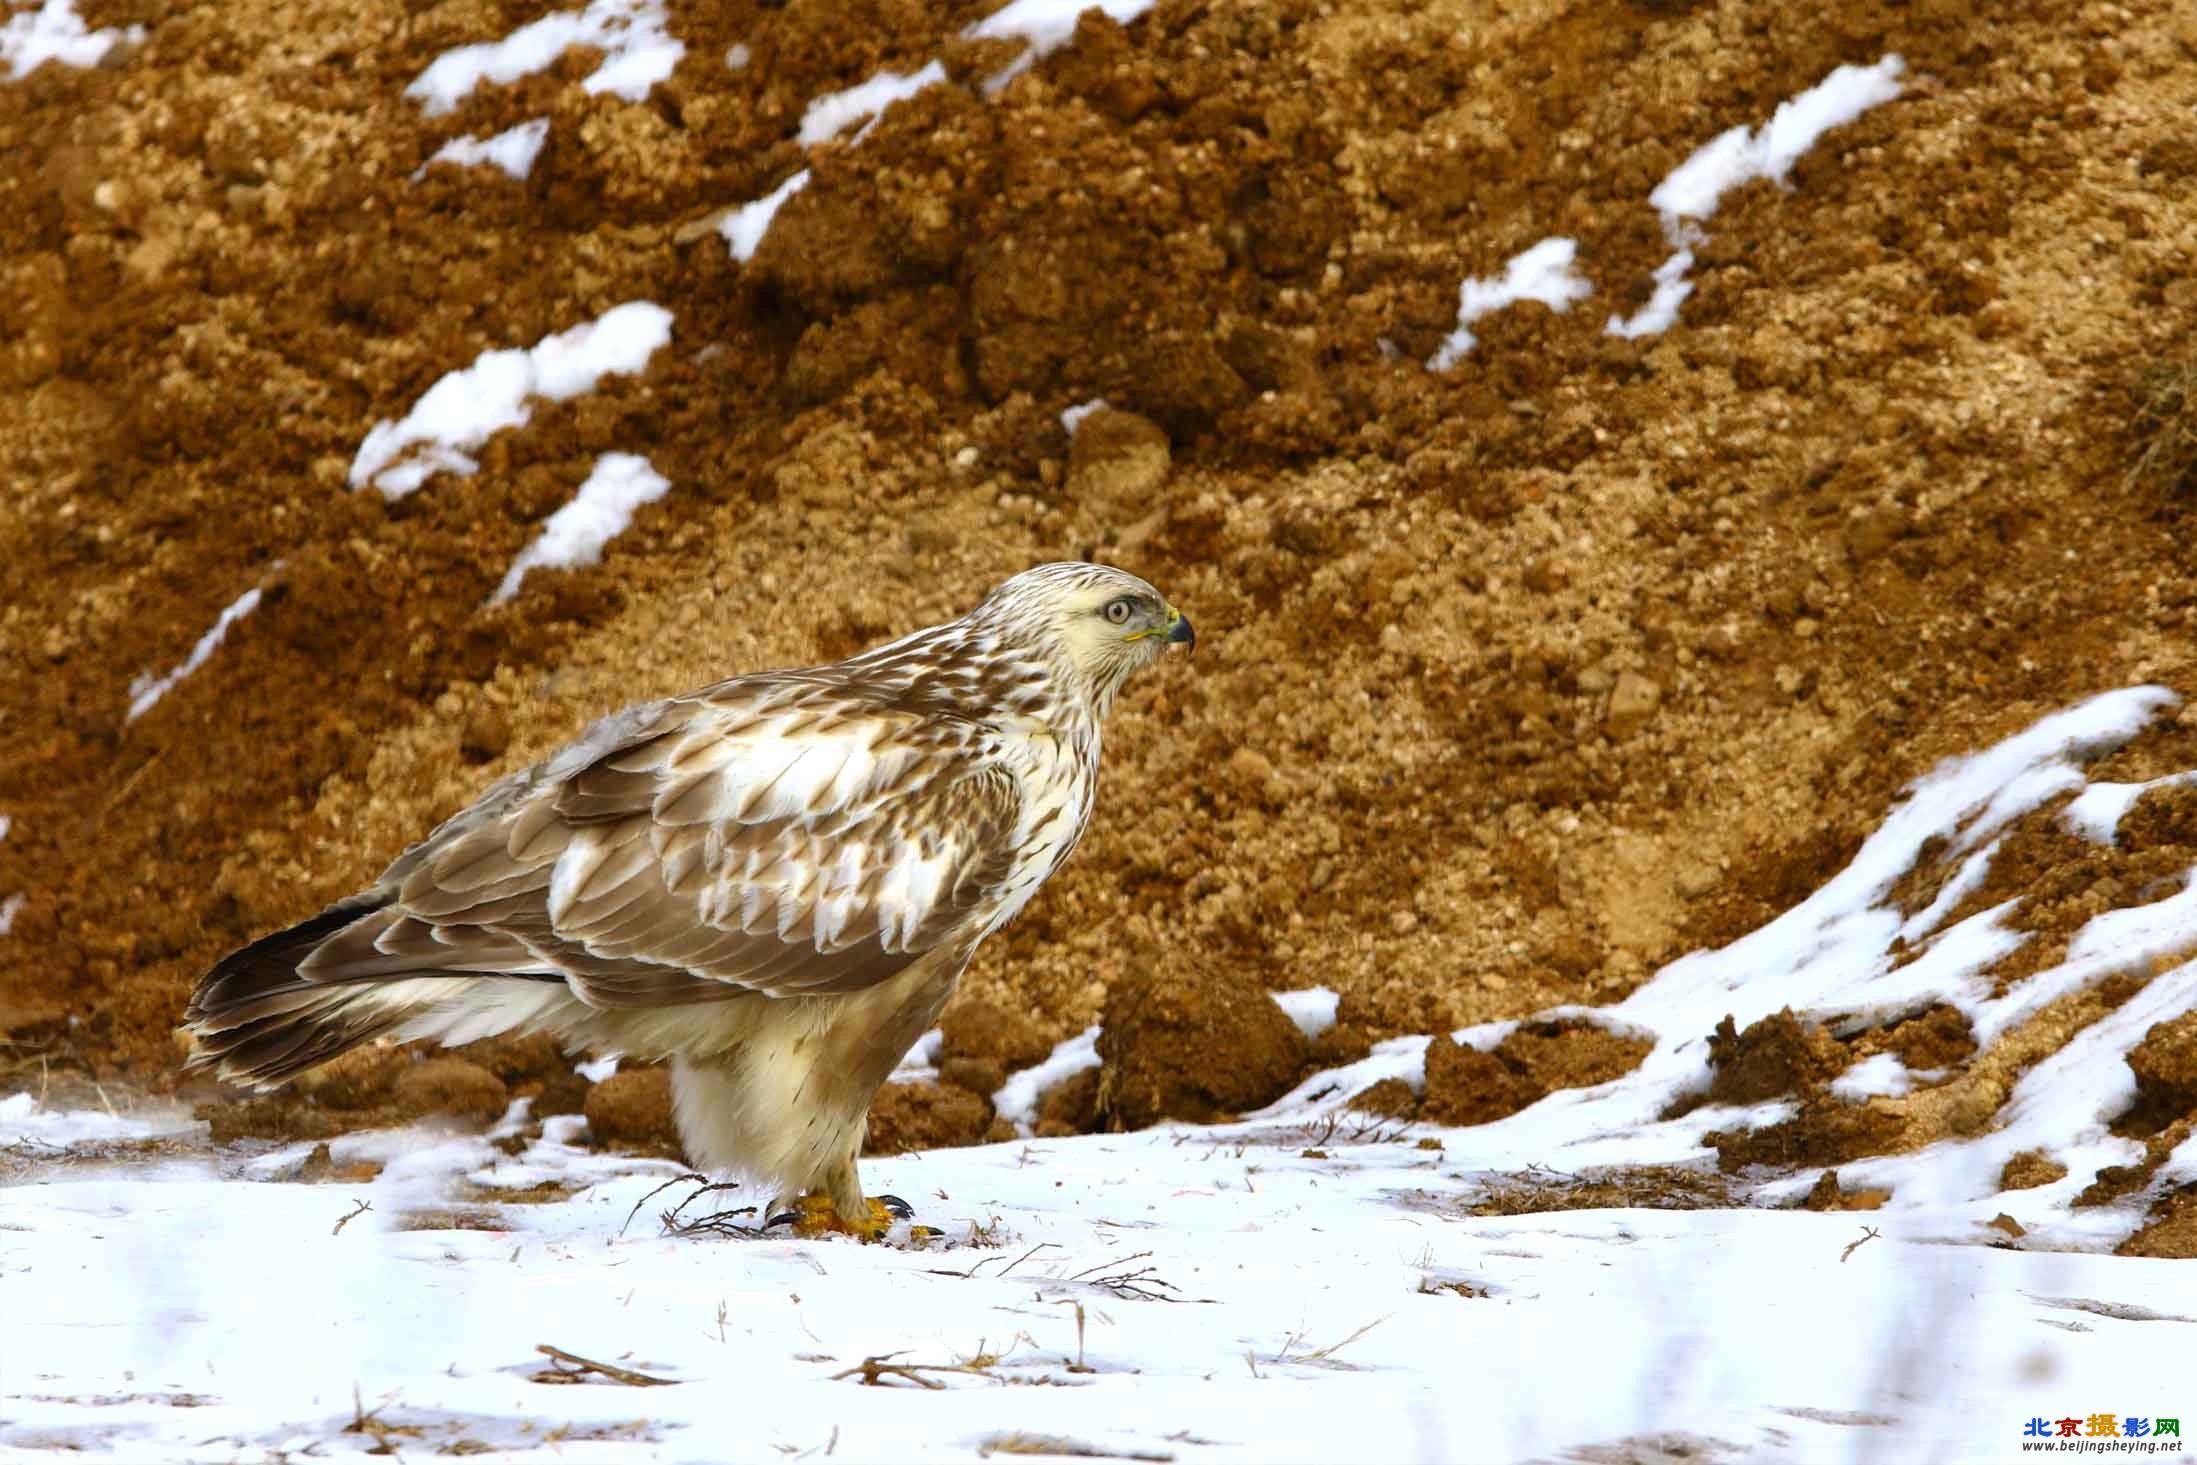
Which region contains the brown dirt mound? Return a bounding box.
[197,1093,347,1145]
[936,996,1054,1073]
[938,1055,1008,1098]
[1705,1010,1849,1106]
[193,1040,561,1139]
[1034,1066,1100,1137]
[582,1066,677,1150]
[1708,1098,1909,1174]
[468,1033,593,1118]
[1305,1020,1374,1071]
[866,1080,998,1154]
[1503,1019,1654,1089]
[2,0,2196,1162]
[1348,1076,1418,1120]
[391,1057,508,1124]
[1095,954,1308,1127]
[2120,1186,2197,1260]
[1852,1006,1976,1073]
[1999,1151,2069,1191]
[1419,1017,1652,1126]
[2123,1010,2197,1131]
[1421,1038,1545,1127]
[1799,1169,1889,1212]
[934,995,1059,1102]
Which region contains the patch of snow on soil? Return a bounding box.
[889,1028,944,1085]
[721,53,948,260]
[720,168,811,261]
[798,61,947,145]
[2,0,141,79]
[993,1024,1099,1134]
[0,813,15,935]
[1828,1051,1927,1101]
[1059,397,1108,435]
[490,453,672,604]
[0,1092,197,1146]
[2063,773,2197,844]
[1609,56,1905,338]
[406,0,682,116]
[1427,237,1591,370]
[417,119,551,180]
[349,302,673,498]
[965,0,1156,91]
[725,6,1158,259]
[721,55,948,262]
[125,583,266,723]
[1649,56,1908,225]
[1265,685,2189,1248]
[1604,247,1698,341]
[1273,986,1340,1039]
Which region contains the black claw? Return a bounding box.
[764,1209,799,1230]
[875,1193,914,1219]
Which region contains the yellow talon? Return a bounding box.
[784,1193,896,1242]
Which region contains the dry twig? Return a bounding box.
[1840,1225,1882,1263]
[1063,1251,1205,1303]
[831,1353,958,1390]
[346,1382,416,1453]
[1053,1299,1095,1374]
[926,1241,1056,1281]
[621,1172,755,1239]
[1274,1315,1388,1367]
[978,1433,1172,1461]
[831,1336,1038,1390]
[534,1344,679,1387]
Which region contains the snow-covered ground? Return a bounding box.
[6,1106,2189,1464]
[9,688,2197,1463]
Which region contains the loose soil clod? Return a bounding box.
[1095,958,1309,1128]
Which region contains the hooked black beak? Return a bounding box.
[1166,609,1196,651]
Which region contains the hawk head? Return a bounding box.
[973,562,1194,709]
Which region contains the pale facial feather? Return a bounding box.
[970,564,1179,708]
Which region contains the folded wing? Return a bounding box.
[299,689,1020,1005]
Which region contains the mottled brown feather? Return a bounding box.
[311,679,1031,1009]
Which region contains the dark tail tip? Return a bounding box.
[182,894,396,1088]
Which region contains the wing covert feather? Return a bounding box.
[393,684,1021,1005]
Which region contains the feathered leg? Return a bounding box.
[667,950,966,1240]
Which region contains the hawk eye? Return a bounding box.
[1103,597,1135,625]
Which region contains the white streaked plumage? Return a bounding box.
[182,562,1194,1231]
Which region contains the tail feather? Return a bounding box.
[185,896,389,1030]
[190,993,414,1090]
[182,894,554,1089]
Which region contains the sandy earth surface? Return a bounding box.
[5,0,2197,1282]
